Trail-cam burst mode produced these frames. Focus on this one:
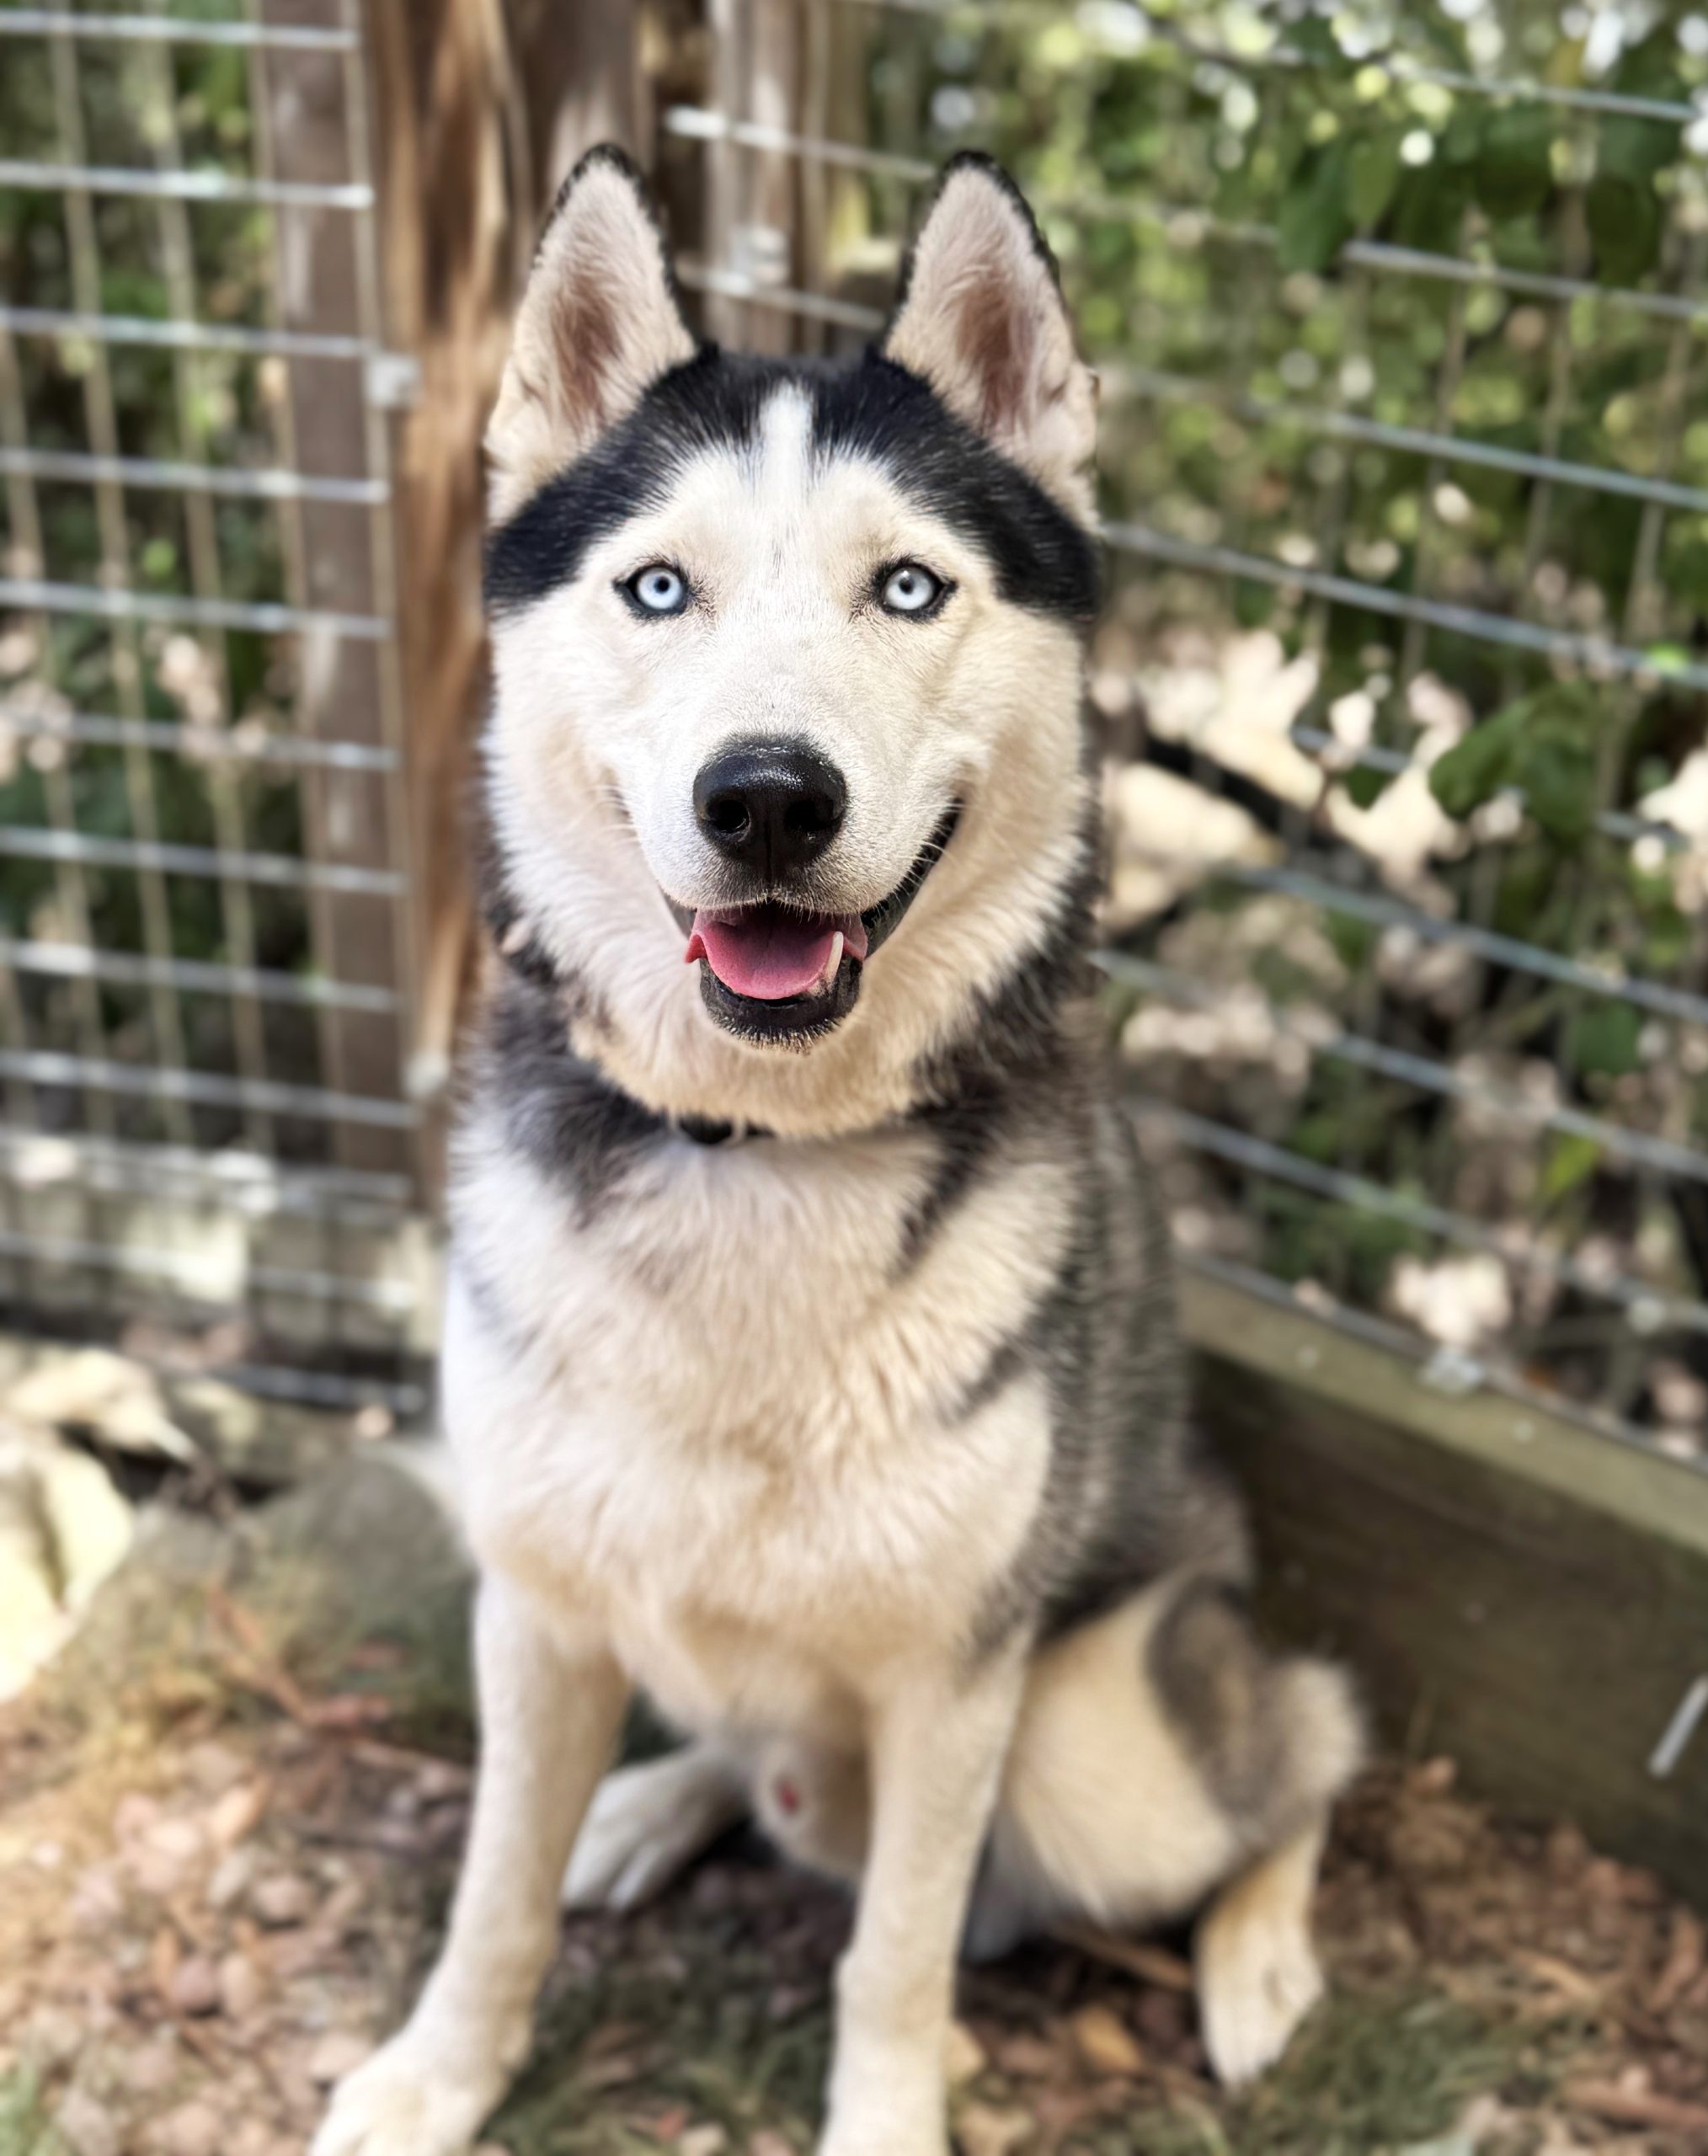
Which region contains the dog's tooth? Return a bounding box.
[821,930,845,990]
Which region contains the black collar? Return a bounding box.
[674,1113,771,1146]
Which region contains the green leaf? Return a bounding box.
[1475,105,1556,221]
[1277,141,1354,274]
[1289,16,1343,64]
[1599,112,1679,185]
[1391,162,1472,255]
[1428,707,1523,819]
[1540,1131,1603,1205]
[1348,133,1403,229]
[1587,173,1662,285]
[1515,724,1597,842]
[1568,1002,1642,1077]
[1342,761,1396,809]
[1440,107,1486,169]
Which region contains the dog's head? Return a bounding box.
[483,147,1100,1129]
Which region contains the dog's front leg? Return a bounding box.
[313,1573,627,2156]
[820,1645,1027,2156]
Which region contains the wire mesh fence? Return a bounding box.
[0,1,426,1412]
[2,0,1705,1465]
[663,0,1708,1463]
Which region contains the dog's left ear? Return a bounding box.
[486,147,697,525]
[883,155,1097,522]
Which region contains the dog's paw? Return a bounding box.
[819,2123,948,2156]
[1195,1894,1324,2088]
[310,2033,504,2156]
[563,1748,744,1912]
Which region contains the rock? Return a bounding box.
[252,1872,316,1929]
[123,2038,182,2094]
[145,1817,207,1865]
[678,2131,729,2156]
[238,1454,472,1724]
[24,2003,84,2068]
[218,1948,267,2021]
[152,2099,223,2156]
[70,1863,126,1930]
[207,1844,261,1912]
[164,1372,354,1487]
[168,1955,222,2016]
[29,1447,469,1741]
[994,2031,1060,2079]
[34,1505,230,1729]
[228,2128,293,2156]
[184,1739,248,1795]
[56,2088,122,2156]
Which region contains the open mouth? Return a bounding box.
[680,803,960,1043]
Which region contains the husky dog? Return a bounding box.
[314,148,1362,2156]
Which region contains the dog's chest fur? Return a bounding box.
[446,1070,1077,1727]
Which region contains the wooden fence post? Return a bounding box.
[258,1,408,1176]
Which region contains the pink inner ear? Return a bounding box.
[957,270,1034,436]
[550,275,622,436]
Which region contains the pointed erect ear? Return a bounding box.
[485,147,697,525]
[883,155,1097,523]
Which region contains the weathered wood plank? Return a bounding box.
[1181,1270,1708,1905]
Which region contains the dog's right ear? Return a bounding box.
[485,147,697,525]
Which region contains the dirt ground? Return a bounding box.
[3,1434,1707,2156]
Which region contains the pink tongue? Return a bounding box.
[686,908,867,1000]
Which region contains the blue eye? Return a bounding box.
[880,562,945,615]
[627,563,690,615]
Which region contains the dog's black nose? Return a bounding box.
[694,739,847,878]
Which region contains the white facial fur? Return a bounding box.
[483,154,1100,1138]
[487,395,1089,1134]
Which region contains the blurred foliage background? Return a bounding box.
[3,0,1708,1441]
[0,13,328,1139]
[803,0,1708,1441]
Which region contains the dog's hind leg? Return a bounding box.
[992,1578,1362,2087]
[563,1740,748,1911]
[1194,1817,1326,2086]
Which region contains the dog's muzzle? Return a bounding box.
[669,802,962,1044]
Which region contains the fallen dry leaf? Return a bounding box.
[1069,2002,1146,2079]
[208,1778,270,1850]
[1650,1908,1706,2015]
[1564,2079,1708,2133]
[954,2100,1035,2156]
[946,2017,987,2086]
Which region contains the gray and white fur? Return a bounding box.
[313,147,1363,2156]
